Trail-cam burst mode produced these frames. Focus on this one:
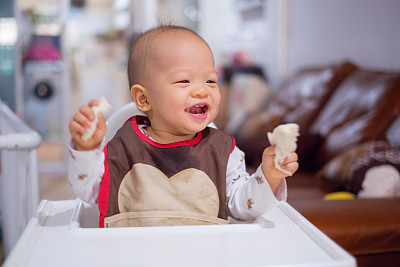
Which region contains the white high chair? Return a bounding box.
[3,197,356,267]
[104,102,145,143]
[3,104,356,267]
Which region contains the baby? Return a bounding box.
[68,25,299,227]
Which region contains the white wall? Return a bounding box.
[263,0,288,91]
[180,0,400,90]
[288,0,400,73]
[198,0,270,79]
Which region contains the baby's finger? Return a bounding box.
[79,105,95,121]
[282,152,298,164]
[91,113,107,141]
[96,113,107,131]
[263,145,276,156]
[73,112,91,128]
[88,100,99,108]
[282,161,299,175]
[69,120,85,134]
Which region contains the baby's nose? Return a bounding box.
[191,86,209,98]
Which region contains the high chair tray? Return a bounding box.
[4,199,355,267]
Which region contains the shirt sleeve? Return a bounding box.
[68,139,105,204]
[226,145,287,221]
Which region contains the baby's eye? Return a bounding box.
[206,80,217,84]
[177,80,190,84]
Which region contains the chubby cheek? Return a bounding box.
[211,89,221,116]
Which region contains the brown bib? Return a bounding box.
[99,116,234,227]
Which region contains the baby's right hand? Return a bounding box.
[69,100,107,151]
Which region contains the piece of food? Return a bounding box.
[267,123,300,176]
[82,96,112,142]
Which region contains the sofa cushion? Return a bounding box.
[317,141,400,195]
[386,115,400,148]
[310,70,400,165]
[237,61,357,137]
[277,61,358,132]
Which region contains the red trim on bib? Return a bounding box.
[131,115,203,148]
[98,145,110,228]
[231,136,236,154]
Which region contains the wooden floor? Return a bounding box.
[0,242,3,266]
[37,141,76,201]
[39,175,77,201]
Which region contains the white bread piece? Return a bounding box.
[267,123,300,176]
[82,96,112,142]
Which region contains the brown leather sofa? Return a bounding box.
[228,61,400,267]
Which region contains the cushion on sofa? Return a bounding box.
[310,70,400,166]
[237,61,357,137]
[317,140,400,196]
[278,61,358,132]
[385,115,400,148]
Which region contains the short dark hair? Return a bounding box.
[127,25,206,88]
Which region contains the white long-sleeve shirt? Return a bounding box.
[68,130,287,221]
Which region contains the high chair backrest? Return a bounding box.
[105,102,217,143]
[105,102,145,143]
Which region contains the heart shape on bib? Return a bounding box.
[118,163,220,217]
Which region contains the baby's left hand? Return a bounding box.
[261,146,299,191]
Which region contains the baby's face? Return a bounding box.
[143,32,220,139]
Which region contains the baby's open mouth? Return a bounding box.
[185,104,209,116]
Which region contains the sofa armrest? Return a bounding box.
[291,198,400,256]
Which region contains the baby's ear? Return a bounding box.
[131,84,151,112]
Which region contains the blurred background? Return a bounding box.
[1,0,400,262]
